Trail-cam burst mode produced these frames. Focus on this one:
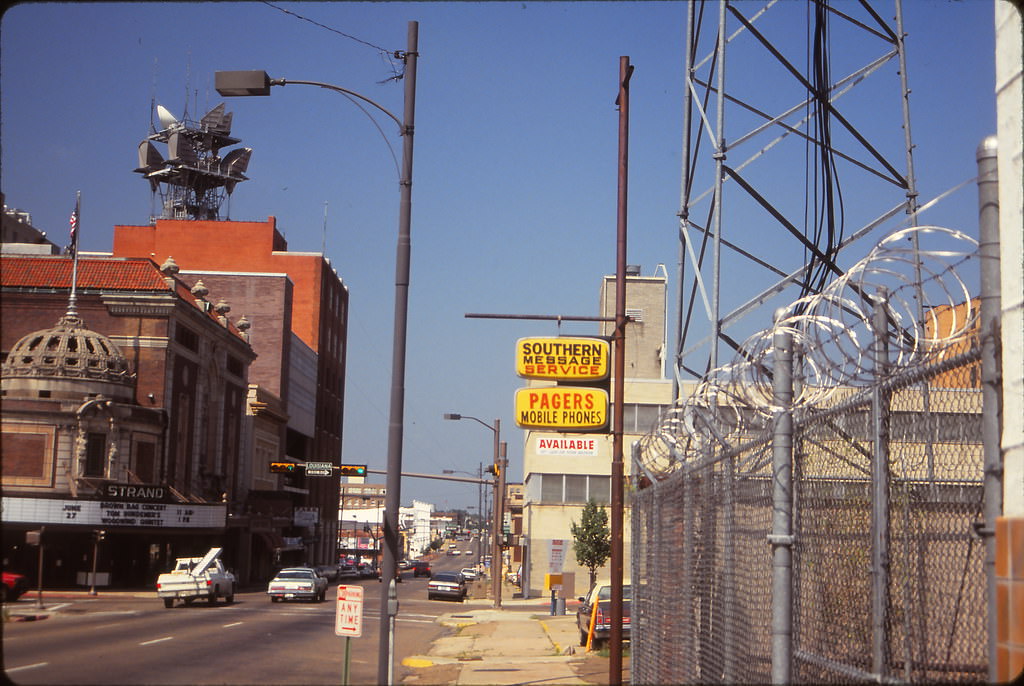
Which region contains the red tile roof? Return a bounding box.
[1,254,250,343]
[0,255,169,291]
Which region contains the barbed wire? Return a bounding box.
[637,225,979,481]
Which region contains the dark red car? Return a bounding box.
[2,572,28,602]
[411,560,432,578]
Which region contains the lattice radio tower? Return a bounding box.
[674,0,924,392]
[134,102,252,222]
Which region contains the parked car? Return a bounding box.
[2,572,28,603]
[506,565,522,586]
[315,564,339,582]
[577,581,632,649]
[268,567,328,602]
[460,567,478,581]
[411,560,432,578]
[398,559,411,569]
[427,572,466,601]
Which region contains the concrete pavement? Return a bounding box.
[4,588,629,685]
[401,595,629,685]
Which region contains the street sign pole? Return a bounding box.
[343,637,352,686]
[335,583,364,685]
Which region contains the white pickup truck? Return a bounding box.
[156,547,236,608]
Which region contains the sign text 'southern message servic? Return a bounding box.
[516,337,609,381]
[514,387,608,431]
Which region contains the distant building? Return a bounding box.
[339,481,386,562]
[2,195,60,255]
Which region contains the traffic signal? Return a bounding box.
[485,463,500,478]
[269,462,298,473]
[338,464,367,477]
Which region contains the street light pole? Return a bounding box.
[380,23,418,684]
[214,21,419,684]
[444,412,504,608]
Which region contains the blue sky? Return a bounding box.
[1,1,996,509]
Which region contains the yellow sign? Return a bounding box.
[516,337,609,381]
[515,387,609,431]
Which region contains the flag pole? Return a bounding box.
[67,191,81,318]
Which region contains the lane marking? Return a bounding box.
[139,636,174,646]
[223,622,243,628]
[7,662,48,673]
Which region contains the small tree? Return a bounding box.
[570,499,611,590]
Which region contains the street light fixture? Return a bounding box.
[444,412,506,609]
[215,23,418,685]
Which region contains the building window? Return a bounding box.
[134,441,156,483]
[85,433,106,477]
[616,403,667,434]
[532,474,611,505]
[175,325,199,352]
[565,475,587,503]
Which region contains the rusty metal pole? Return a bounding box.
[492,440,507,608]
[610,55,633,686]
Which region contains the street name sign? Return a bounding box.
[335,584,364,637]
[306,461,334,476]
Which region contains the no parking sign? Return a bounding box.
[335,585,363,637]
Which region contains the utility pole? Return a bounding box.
[609,55,633,686]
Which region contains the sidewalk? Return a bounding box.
[401,595,630,685]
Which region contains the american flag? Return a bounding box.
[69,201,79,256]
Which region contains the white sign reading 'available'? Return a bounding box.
[535,437,599,456]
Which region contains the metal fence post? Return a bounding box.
[977,135,1002,682]
[870,290,893,679]
[770,312,794,684]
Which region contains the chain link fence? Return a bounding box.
[631,227,990,683]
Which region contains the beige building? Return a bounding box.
[520,268,673,598]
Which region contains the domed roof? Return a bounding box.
[2,313,133,392]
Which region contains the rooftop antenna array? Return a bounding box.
[134,101,252,222]
[674,0,922,392]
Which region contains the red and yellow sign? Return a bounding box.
[514,387,609,431]
[516,337,610,380]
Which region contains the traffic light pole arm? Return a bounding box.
[364,468,492,486]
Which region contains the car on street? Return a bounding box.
[398,559,411,569]
[2,572,28,602]
[577,581,632,649]
[427,571,466,601]
[459,567,478,581]
[315,564,339,582]
[267,567,328,602]
[411,560,432,577]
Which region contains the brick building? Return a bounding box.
[1,254,255,586]
[110,216,348,569]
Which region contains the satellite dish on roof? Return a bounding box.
[157,105,179,130]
